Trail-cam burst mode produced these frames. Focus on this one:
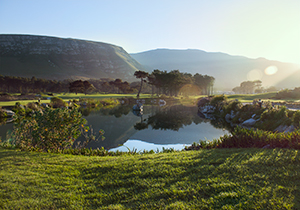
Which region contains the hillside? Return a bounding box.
[131,49,300,90]
[276,69,300,88]
[0,34,145,81]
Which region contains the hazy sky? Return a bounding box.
[0,0,299,64]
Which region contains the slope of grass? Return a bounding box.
[0,148,299,209]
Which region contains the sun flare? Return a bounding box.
[264,66,278,75]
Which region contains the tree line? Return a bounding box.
[134,70,215,97]
[0,75,69,93]
[232,80,279,94]
[0,70,215,96]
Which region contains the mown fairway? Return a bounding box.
[0,93,153,107]
[0,148,299,209]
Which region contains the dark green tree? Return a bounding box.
[134,70,149,98]
[69,80,84,95]
[83,81,95,95]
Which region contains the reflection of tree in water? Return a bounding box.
[80,105,132,118]
[134,122,148,130]
[210,118,235,132]
[100,105,132,118]
[135,105,204,131]
[80,108,92,116]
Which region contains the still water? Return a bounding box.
[0,104,229,151]
[79,104,229,151]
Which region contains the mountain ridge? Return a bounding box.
[130,49,300,90]
[1,34,299,90]
[0,34,145,81]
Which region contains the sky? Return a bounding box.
[0,0,299,65]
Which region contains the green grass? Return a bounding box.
[227,92,300,103]
[1,92,299,107]
[0,100,51,107]
[0,94,153,107]
[1,148,299,209]
[55,93,153,100]
[227,92,276,103]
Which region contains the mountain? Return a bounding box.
[0,34,145,81]
[131,49,300,90]
[275,70,300,89]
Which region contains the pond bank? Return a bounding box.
[198,96,300,133]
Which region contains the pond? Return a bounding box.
[0,104,229,151]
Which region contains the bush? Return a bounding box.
[209,95,227,107]
[274,88,300,99]
[292,111,300,127]
[186,126,300,150]
[0,109,8,119]
[221,100,242,118]
[258,106,291,130]
[12,107,86,151]
[50,97,67,108]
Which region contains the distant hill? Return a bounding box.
[131,49,300,90]
[275,70,300,89]
[0,34,145,81]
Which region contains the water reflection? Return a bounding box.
[110,140,187,152]
[82,104,229,150]
[0,104,230,151]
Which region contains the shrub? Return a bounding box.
[292,110,300,127]
[26,102,39,110]
[209,95,227,107]
[12,107,86,151]
[221,100,242,118]
[186,127,300,150]
[258,106,291,130]
[50,97,67,108]
[0,109,8,119]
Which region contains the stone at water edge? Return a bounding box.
[241,118,257,127]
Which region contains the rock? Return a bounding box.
[197,98,210,107]
[241,118,257,127]
[41,103,49,108]
[2,109,15,117]
[206,105,215,113]
[262,144,271,149]
[230,110,235,119]
[225,114,231,122]
[284,125,296,133]
[274,125,289,132]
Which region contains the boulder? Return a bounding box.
[274,125,288,132]
[225,114,231,122]
[284,125,296,133]
[230,110,236,119]
[241,118,257,127]
[197,98,210,107]
[275,125,296,133]
[2,109,15,117]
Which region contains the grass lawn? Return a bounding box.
[0,94,153,107]
[2,92,299,107]
[227,92,300,103]
[0,148,299,209]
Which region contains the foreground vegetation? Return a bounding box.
[1,92,300,209]
[1,147,299,209]
[2,91,300,108]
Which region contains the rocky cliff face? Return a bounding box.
[0,34,144,81]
